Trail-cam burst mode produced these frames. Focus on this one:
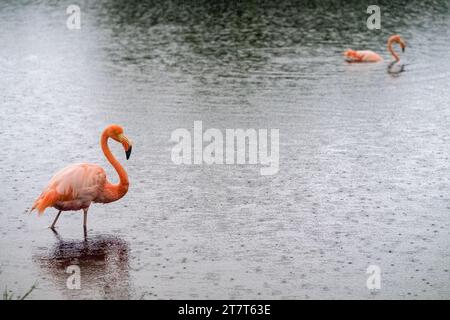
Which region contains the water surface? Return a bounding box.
[0,0,449,299]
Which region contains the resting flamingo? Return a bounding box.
[31,124,133,231]
[344,34,406,63]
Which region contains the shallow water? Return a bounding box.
[1,0,450,299]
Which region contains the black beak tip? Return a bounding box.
[402,47,405,52]
[125,146,132,160]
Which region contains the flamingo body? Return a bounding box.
[33,163,107,212]
[344,49,382,62]
[31,125,133,230]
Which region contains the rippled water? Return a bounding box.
[1,0,449,299]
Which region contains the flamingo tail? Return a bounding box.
[31,189,59,214]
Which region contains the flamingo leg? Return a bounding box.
[50,211,62,229]
[83,208,88,230]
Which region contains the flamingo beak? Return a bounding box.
[118,133,132,160]
[126,145,132,160]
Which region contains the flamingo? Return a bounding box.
[344,34,406,63]
[31,124,133,231]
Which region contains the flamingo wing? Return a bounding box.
[32,163,106,214]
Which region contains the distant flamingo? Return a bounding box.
[344,34,406,63]
[31,125,133,231]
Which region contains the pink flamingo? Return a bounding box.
[344,34,406,63]
[31,125,133,231]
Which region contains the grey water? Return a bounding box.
[0,0,449,299]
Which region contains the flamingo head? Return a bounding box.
[343,49,361,62]
[106,124,133,160]
[389,35,406,52]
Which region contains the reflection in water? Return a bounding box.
[388,61,406,75]
[34,234,130,299]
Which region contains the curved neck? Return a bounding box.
[101,131,129,200]
[388,40,400,61]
